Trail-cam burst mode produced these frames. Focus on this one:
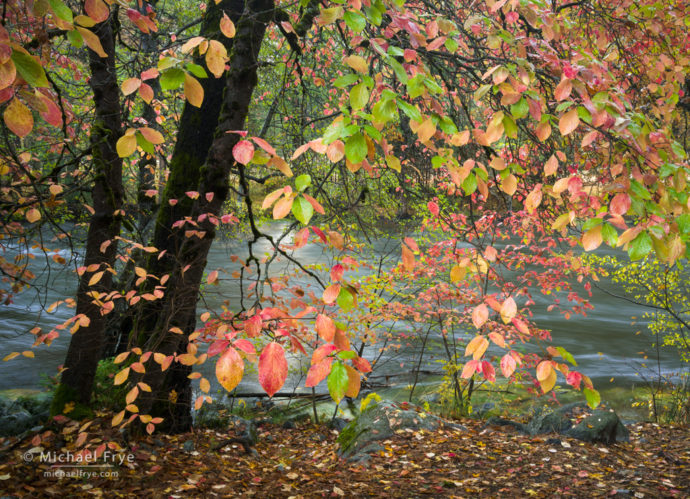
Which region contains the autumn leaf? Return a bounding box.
[558,108,580,136]
[205,40,228,78]
[216,347,244,392]
[323,283,340,304]
[465,335,489,360]
[220,12,236,38]
[4,98,33,138]
[305,357,333,387]
[401,245,415,271]
[184,73,204,107]
[471,304,489,328]
[233,140,254,165]
[85,0,109,23]
[76,27,108,58]
[343,55,368,74]
[500,297,517,324]
[315,313,335,342]
[258,342,288,397]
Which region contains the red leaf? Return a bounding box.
[461,359,480,378]
[244,314,262,337]
[500,353,516,378]
[351,356,372,373]
[330,264,344,282]
[481,361,496,382]
[610,193,631,216]
[207,340,229,357]
[427,201,440,216]
[233,140,254,165]
[305,357,333,387]
[233,339,256,356]
[312,343,337,365]
[258,342,287,397]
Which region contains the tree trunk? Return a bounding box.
[51,14,123,415]
[131,0,274,433]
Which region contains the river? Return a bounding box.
[0,223,685,399]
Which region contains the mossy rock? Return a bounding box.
[337,399,466,460]
[565,410,630,444]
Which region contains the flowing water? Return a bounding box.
[0,223,685,400]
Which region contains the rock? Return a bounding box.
[0,410,34,437]
[327,417,349,432]
[182,440,195,452]
[337,400,465,461]
[565,410,630,444]
[229,415,258,446]
[281,420,296,430]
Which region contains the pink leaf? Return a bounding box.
[233,140,254,165]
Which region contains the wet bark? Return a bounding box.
[52,14,124,413]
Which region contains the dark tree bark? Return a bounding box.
[51,13,124,414]
[130,0,274,433]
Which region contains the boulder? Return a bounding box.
[337,400,466,461]
[565,410,630,444]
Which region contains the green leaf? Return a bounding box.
[677,213,690,234]
[503,114,517,138]
[66,29,83,48]
[601,223,618,246]
[334,73,358,88]
[343,10,366,32]
[556,347,577,367]
[511,97,529,119]
[350,82,369,110]
[295,174,311,192]
[582,217,603,231]
[337,350,356,360]
[397,100,421,122]
[372,98,397,123]
[291,196,314,225]
[628,231,653,261]
[462,173,477,195]
[583,387,600,409]
[337,287,355,312]
[630,179,652,200]
[323,119,345,144]
[345,132,367,164]
[185,63,208,79]
[48,0,73,22]
[387,58,408,84]
[160,68,185,91]
[11,51,50,88]
[364,5,382,25]
[136,133,155,155]
[327,361,348,403]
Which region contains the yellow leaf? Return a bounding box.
[114,367,130,386]
[88,271,104,286]
[112,410,125,426]
[116,133,137,157]
[3,352,20,361]
[76,27,108,58]
[3,97,33,138]
[205,40,228,78]
[385,155,401,172]
[465,335,489,360]
[416,118,436,142]
[539,366,557,393]
[200,377,210,393]
[184,73,204,107]
[343,55,368,74]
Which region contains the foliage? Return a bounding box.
[584,254,690,422]
[1,0,689,440]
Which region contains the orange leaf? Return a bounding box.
[535,122,551,141]
[465,335,489,360]
[272,195,293,219]
[544,154,558,176]
[582,224,603,251]
[216,347,244,392]
[488,332,505,348]
[554,78,572,101]
[344,364,361,398]
[262,188,284,210]
[500,174,517,196]
[500,353,516,378]
[184,73,204,107]
[471,304,489,328]
[305,357,333,387]
[258,342,287,397]
[25,208,41,223]
[139,127,164,144]
[205,40,228,78]
[268,156,293,177]
[323,283,340,304]
[114,367,130,385]
[76,27,108,58]
[4,97,33,138]
[401,245,415,271]
[220,12,236,38]
[416,118,436,142]
[121,77,141,96]
[85,0,109,23]
[461,359,479,379]
[316,313,335,342]
[558,108,580,136]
